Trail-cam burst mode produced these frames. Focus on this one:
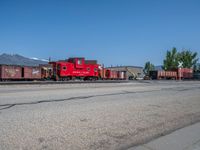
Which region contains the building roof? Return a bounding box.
[107,66,143,69]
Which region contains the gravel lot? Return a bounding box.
[0,81,200,150]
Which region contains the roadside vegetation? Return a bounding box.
[163,47,199,70]
[143,61,155,76]
[144,47,199,75]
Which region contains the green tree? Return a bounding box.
[143,61,155,75]
[163,47,199,70]
[193,63,200,72]
[178,50,198,68]
[163,47,179,70]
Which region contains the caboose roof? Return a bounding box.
[68,57,85,59]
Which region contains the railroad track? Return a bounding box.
[0,80,129,85]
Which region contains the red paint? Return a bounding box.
[50,58,99,80]
[23,66,41,79]
[177,68,193,79]
[149,68,193,80]
[0,65,22,80]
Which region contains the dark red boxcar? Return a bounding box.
[117,71,126,80]
[177,68,193,79]
[110,70,118,79]
[0,65,22,80]
[23,66,41,79]
[98,68,110,79]
[149,70,177,80]
[159,71,177,79]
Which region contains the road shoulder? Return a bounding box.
[129,122,200,150]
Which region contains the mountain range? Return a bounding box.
[0,53,48,66]
[0,53,166,70]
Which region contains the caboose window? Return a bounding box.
[77,59,82,65]
[94,68,97,72]
[63,66,67,70]
[87,68,90,71]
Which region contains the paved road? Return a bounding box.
[0,81,200,150]
[129,122,200,150]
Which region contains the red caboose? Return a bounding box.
[49,57,99,81]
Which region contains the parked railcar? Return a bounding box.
[0,64,22,81]
[117,71,126,80]
[109,70,118,79]
[40,64,53,79]
[177,68,193,79]
[98,69,117,80]
[98,68,109,79]
[193,72,200,80]
[22,66,41,80]
[149,70,177,80]
[49,57,99,81]
[0,64,45,81]
[149,68,193,80]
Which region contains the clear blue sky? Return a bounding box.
[0,0,200,67]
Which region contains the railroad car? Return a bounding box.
[149,68,193,80]
[0,64,43,81]
[109,70,118,79]
[22,66,41,80]
[0,57,128,81]
[177,68,193,79]
[149,70,177,80]
[98,68,110,79]
[49,57,99,81]
[0,64,22,81]
[40,64,53,79]
[193,72,200,80]
[98,68,126,80]
[117,71,126,80]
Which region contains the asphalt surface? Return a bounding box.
[0,81,200,150]
[129,122,200,150]
[0,80,129,85]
